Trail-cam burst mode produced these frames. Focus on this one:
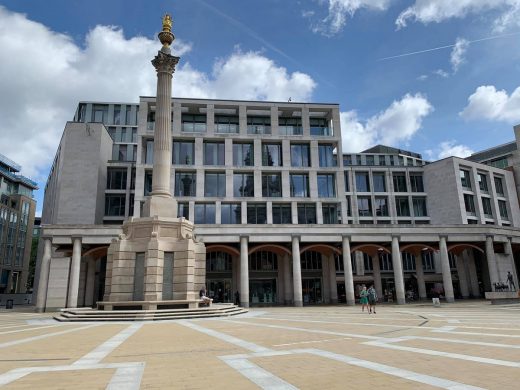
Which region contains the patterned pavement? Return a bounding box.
[0,301,519,389]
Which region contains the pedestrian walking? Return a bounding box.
[359,285,369,313]
[368,285,377,314]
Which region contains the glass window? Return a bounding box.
[344,172,350,192]
[233,143,254,166]
[247,116,271,134]
[207,252,233,272]
[205,172,226,197]
[178,202,189,219]
[356,155,362,165]
[272,203,292,224]
[498,200,508,219]
[144,171,152,196]
[301,251,322,270]
[262,173,282,197]
[182,114,206,133]
[373,173,386,192]
[378,155,386,166]
[279,117,302,135]
[145,140,154,164]
[412,197,427,217]
[374,197,388,216]
[175,172,196,196]
[215,115,239,134]
[355,172,370,192]
[322,204,338,224]
[290,174,310,197]
[247,204,267,224]
[221,203,241,224]
[195,203,215,224]
[460,169,471,189]
[112,144,137,162]
[106,168,127,190]
[92,104,108,123]
[395,197,410,216]
[125,106,134,125]
[113,105,121,125]
[366,155,374,166]
[262,143,282,166]
[105,194,126,216]
[494,176,504,196]
[482,197,493,217]
[410,174,424,192]
[234,173,254,197]
[291,144,310,167]
[317,174,336,197]
[204,142,225,166]
[297,204,316,224]
[393,173,407,192]
[463,194,475,214]
[310,118,330,136]
[357,196,372,217]
[173,141,195,165]
[478,173,488,192]
[318,145,335,167]
[249,251,278,271]
[343,155,352,166]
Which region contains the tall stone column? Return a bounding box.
[372,254,383,299]
[283,254,292,305]
[292,236,303,307]
[505,238,519,289]
[439,236,455,303]
[240,236,249,308]
[35,238,52,312]
[464,249,480,297]
[329,255,338,304]
[414,254,427,300]
[84,257,96,307]
[143,14,180,218]
[67,238,82,308]
[456,255,470,299]
[486,236,499,289]
[391,236,405,304]
[342,236,355,305]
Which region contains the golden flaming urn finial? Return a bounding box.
[158,13,175,51]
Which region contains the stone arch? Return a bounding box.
[350,244,390,257]
[300,244,341,257]
[448,243,485,256]
[249,244,291,257]
[205,244,240,257]
[400,243,437,257]
[82,246,108,259]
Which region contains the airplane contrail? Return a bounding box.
[378,31,520,61]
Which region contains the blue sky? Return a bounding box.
[0,0,519,215]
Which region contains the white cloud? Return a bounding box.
[313,0,392,36]
[433,69,449,78]
[417,74,428,81]
[437,141,474,159]
[450,38,469,73]
[0,7,315,185]
[341,93,433,152]
[396,0,520,31]
[460,85,520,122]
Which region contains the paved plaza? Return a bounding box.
[0,302,519,389]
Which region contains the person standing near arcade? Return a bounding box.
[359,285,369,313]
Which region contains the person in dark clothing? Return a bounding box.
[234,290,240,306]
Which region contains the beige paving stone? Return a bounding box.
[3,368,114,390]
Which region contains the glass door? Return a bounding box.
[207,279,232,303]
[249,279,277,305]
[302,278,322,304]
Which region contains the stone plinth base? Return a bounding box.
[485,291,520,304]
[103,216,206,308]
[97,299,208,311]
[142,196,177,218]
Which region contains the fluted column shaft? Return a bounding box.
[391,236,405,304]
[292,236,303,307]
[240,236,249,308]
[35,239,52,312]
[342,236,355,305]
[67,238,82,308]
[439,236,454,302]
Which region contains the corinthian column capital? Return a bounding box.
[151,50,180,74]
